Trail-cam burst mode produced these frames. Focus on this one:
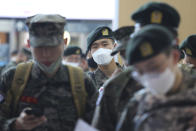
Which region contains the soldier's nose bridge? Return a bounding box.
[42,48,51,56]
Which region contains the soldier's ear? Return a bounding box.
[64,38,68,47]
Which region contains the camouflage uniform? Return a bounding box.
[178,63,196,75]
[92,67,143,131]
[120,69,196,131]
[0,63,97,131]
[88,63,123,89]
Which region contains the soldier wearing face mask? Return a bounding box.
[62,46,82,67]
[87,26,123,89]
[115,25,196,131]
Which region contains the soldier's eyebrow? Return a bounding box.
[101,40,108,44]
[91,42,98,47]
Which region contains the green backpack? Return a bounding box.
[4,62,87,117]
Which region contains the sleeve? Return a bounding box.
[82,73,98,123]
[0,67,17,131]
[94,90,118,131]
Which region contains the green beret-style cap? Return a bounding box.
[179,34,196,58]
[26,14,66,47]
[111,26,134,56]
[87,26,114,52]
[131,2,180,29]
[64,46,82,56]
[126,25,175,65]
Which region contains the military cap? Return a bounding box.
[179,34,196,58]
[111,26,134,56]
[64,46,82,57]
[87,26,114,52]
[26,14,66,47]
[131,2,180,29]
[126,25,175,65]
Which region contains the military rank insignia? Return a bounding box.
[151,10,163,24]
[102,29,109,36]
[185,48,192,56]
[140,42,153,57]
[76,49,80,54]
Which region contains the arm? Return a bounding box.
[82,73,98,123]
[0,67,17,131]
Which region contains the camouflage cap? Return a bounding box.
[26,14,66,47]
[131,2,180,29]
[179,34,196,58]
[64,46,82,57]
[126,25,175,65]
[111,26,134,56]
[87,26,114,52]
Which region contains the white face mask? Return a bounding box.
[131,68,175,96]
[62,60,79,67]
[92,48,113,65]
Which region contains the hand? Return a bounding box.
[14,108,47,130]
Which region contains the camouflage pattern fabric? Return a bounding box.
[93,67,143,131]
[178,63,196,75]
[0,64,97,131]
[88,63,123,89]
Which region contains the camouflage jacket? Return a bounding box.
[88,63,123,89]
[178,63,196,75]
[122,69,196,131]
[93,67,143,131]
[0,64,97,131]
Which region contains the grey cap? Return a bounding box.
[26,14,66,47]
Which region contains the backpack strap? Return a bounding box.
[67,65,87,117]
[5,62,87,117]
[5,62,33,114]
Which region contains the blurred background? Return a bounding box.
[0,0,195,65]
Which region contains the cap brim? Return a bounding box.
[30,36,63,47]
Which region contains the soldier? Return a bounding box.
[0,14,97,131]
[62,45,82,67]
[111,25,135,66]
[178,35,196,73]
[92,2,181,131]
[91,26,140,130]
[87,26,123,89]
[118,25,196,131]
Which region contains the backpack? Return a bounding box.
[4,62,87,117]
